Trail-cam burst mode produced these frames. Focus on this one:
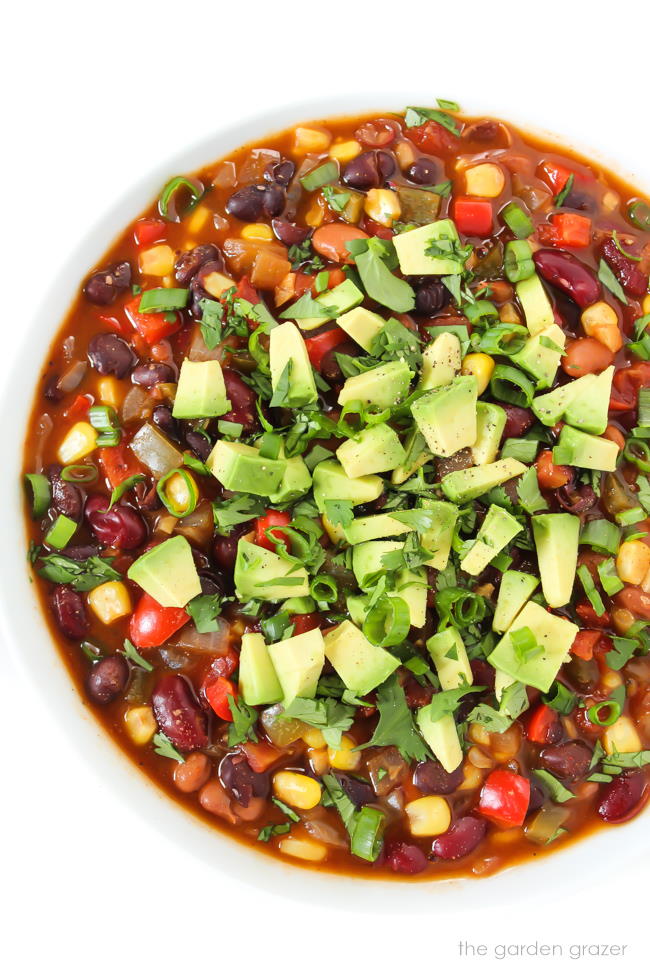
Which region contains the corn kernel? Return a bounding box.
[465,163,505,198]
[327,734,360,771]
[363,188,401,228]
[273,770,322,809]
[616,539,650,585]
[612,607,635,634]
[468,746,493,769]
[499,302,523,325]
[302,727,326,748]
[124,706,156,745]
[405,796,451,836]
[293,126,332,154]
[278,836,328,862]
[186,205,211,234]
[601,669,623,690]
[394,139,417,170]
[57,422,97,464]
[602,190,620,212]
[87,581,132,624]
[329,139,362,164]
[603,715,642,755]
[139,244,175,277]
[643,295,650,316]
[458,762,483,791]
[202,270,235,298]
[241,223,273,241]
[468,721,491,746]
[462,353,495,395]
[305,200,325,228]
[163,471,199,513]
[97,377,122,411]
[581,301,618,331]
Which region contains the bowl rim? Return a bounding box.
[3,92,649,912]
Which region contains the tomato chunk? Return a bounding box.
[128,593,190,648]
[125,295,181,345]
[205,677,238,721]
[535,449,571,489]
[134,218,167,247]
[527,704,560,745]
[255,510,291,551]
[538,213,592,248]
[570,630,602,661]
[478,769,531,828]
[97,445,146,490]
[305,327,348,370]
[452,197,493,237]
[240,741,282,772]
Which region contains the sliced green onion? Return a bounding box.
[478,323,528,356]
[577,563,606,617]
[628,199,650,232]
[615,506,645,527]
[363,595,411,646]
[597,558,624,596]
[138,288,189,314]
[159,175,204,222]
[501,202,533,239]
[542,681,577,715]
[465,300,499,326]
[182,452,210,476]
[511,625,542,661]
[501,438,539,463]
[504,240,534,282]
[45,514,77,549]
[489,364,535,407]
[300,161,339,192]
[156,468,198,518]
[350,806,385,862]
[314,270,329,293]
[598,259,628,305]
[105,473,146,510]
[61,463,98,484]
[25,473,51,518]
[89,405,121,447]
[588,700,622,727]
[624,438,650,472]
[258,431,283,460]
[80,641,103,662]
[631,426,650,439]
[580,519,621,555]
[309,574,338,603]
[122,638,154,672]
[217,420,244,438]
[638,389,650,427]
[554,173,575,207]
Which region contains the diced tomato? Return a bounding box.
[255,510,291,551]
[305,327,348,370]
[240,740,282,772]
[570,630,602,661]
[535,449,571,489]
[610,362,650,411]
[538,213,592,249]
[575,601,611,627]
[97,445,146,490]
[360,216,394,240]
[537,160,575,194]
[125,295,181,345]
[64,393,93,419]
[409,120,460,155]
[234,275,260,305]
[128,593,190,649]
[477,769,531,828]
[526,703,560,745]
[134,218,167,247]
[451,197,493,237]
[205,677,238,721]
[291,612,323,636]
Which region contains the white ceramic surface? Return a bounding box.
[2,93,648,912]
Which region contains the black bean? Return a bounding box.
[44,374,65,402]
[413,760,464,795]
[83,261,132,305]
[415,280,447,316]
[87,333,136,378]
[189,279,212,318]
[343,151,385,190]
[131,361,177,387]
[271,218,310,247]
[174,243,222,287]
[265,159,295,186]
[335,773,376,808]
[86,654,130,704]
[225,185,267,222]
[219,753,270,806]
[152,405,180,440]
[185,430,211,461]
[263,184,286,217]
[407,157,439,185]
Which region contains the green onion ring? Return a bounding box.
[587,700,622,727]
[489,364,535,407]
[60,463,99,484]
[24,473,51,518]
[159,175,204,222]
[363,595,411,646]
[156,468,198,518]
[624,438,650,473]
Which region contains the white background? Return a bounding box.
[3,2,648,972]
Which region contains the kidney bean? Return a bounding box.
[471,658,496,690]
[51,584,88,640]
[312,223,368,264]
[406,157,439,185]
[173,752,212,793]
[48,464,83,521]
[561,189,593,212]
[598,771,647,823]
[415,279,447,316]
[131,361,176,387]
[152,405,180,441]
[87,333,137,378]
[432,817,487,860]
[385,841,428,874]
[153,674,208,751]
[561,337,614,377]
[500,405,534,439]
[263,183,286,218]
[213,521,252,574]
[539,740,592,781]
[221,368,258,432]
[555,483,597,513]
[265,159,295,186]
[335,773,376,808]
[355,118,401,147]
[225,185,267,222]
[174,243,222,287]
[601,238,648,298]
[85,494,147,550]
[61,544,100,561]
[199,779,237,823]
[413,760,464,795]
[342,150,395,190]
[86,654,129,704]
[185,430,211,461]
[219,753,270,807]
[533,249,600,308]
[272,218,310,247]
[83,261,132,305]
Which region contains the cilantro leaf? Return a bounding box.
[533,769,574,802]
[36,553,121,591]
[423,683,485,723]
[598,258,628,305]
[186,593,230,633]
[354,238,416,313]
[280,292,335,320]
[516,467,548,513]
[122,638,153,672]
[198,298,224,349]
[362,675,430,762]
[153,733,185,763]
[323,499,354,529]
[404,106,461,136]
[467,681,528,733]
[257,822,292,842]
[281,697,355,747]
[227,696,259,746]
[212,495,265,536]
[322,185,351,213]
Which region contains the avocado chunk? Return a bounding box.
[312,459,384,512]
[336,307,385,352]
[533,367,613,434]
[393,219,464,276]
[419,332,462,390]
[234,539,309,602]
[494,668,517,702]
[267,442,312,505]
[420,499,460,570]
[390,428,432,485]
[460,504,523,576]
[208,441,286,496]
[323,620,400,695]
[396,566,427,628]
[269,321,317,407]
[471,402,507,465]
[338,360,413,410]
[511,323,566,389]
[531,512,580,608]
[336,423,406,478]
[239,632,283,706]
[351,540,427,627]
[267,628,325,705]
[493,571,539,633]
[344,511,412,545]
[172,359,231,419]
[488,600,578,692]
[441,458,527,503]
[411,375,478,457]
[127,535,201,608]
[554,424,618,472]
[516,273,554,335]
[427,628,473,690]
[295,278,364,330]
[416,711,462,774]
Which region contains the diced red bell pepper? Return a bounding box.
[537,160,575,194]
[575,602,611,628]
[205,677,238,721]
[128,593,190,648]
[134,218,167,247]
[234,275,260,305]
[527,703,560,745]
[305,327,348,370]
[125,295,181,345]
[538,213,592,249]
[255,509,291,551]
[64,393,93,419]
[452,197,493,237]
[477,769,531,828]
[570,630,602,661]
[240,740,282,772]
[97,445,146,490]
[610,362,650,411]
[291,612,323,636]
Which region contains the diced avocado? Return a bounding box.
[127,535,201,608]
[396,566,427,628]
[390,428,432,484]
[419,332,462,390]
[269,321,317,407]
[532,512,580,608]
[493,571,539,633]
[239,632,283,706]
[346,593,369,627]
[208,441,286,496]
[267,441,312,505]
[420,499,459,570]
[511,323,566,389]
[532,379,583,427]
[338,360,413,409]
[321,512,348,545]
[172,359,231,419]
[460,504,523,576]
[393,219,463,276]
[351,541,426,627]
[441,458,527,503]
[336,307,385,352]
[344,512,412,545]
[563,366,614,435]
[352,540,404,588]
[336,423,406,479]
[488,600,578,692]
[396,187,441,226]
[427,628,473,690]
[295,279,363,330]
[471,402,507,465]
[267,628,325,705]
[494,668,517,702]
[281,596,316,614]
[416,710,462,773]
[516,273,554,335]
[323,620,400,695]
[554,424,618,472]
[234,539,309,602]
[312,459,384,513]
[411,375,478,457]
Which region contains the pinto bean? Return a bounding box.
[173,752,212,793]
[51,584,88,640]
[199,779,237,823]
[152,674,208,751]
[312,223,368,264]
[561,337,614,377]
[86,654,129,704]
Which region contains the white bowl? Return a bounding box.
[2,93,648,912]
